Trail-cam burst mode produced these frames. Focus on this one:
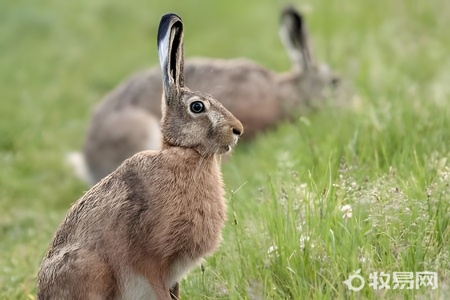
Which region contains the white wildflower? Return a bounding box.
[299,235,312,250]
[267,245,279,258]
[340,204,353,219]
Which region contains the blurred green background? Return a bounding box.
[1,0,449,298]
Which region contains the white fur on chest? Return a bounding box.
[119,272,156,300]
[118,257,201,300]
[168,256,203,288]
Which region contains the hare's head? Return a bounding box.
[279,5,339,102]
[157,14,243,156]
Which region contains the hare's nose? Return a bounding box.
[232,127,242,136]
[331,77,340,88]
[230,118,243,137]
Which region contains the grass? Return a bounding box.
[1,0,449,298]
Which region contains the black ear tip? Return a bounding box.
[157,13,183,45]
[281,5,303,23]
[160,13,182,25]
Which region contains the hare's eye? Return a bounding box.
[190,101,205,113]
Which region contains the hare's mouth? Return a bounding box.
[218,145,231,154]
[217,136,239,154]
[218,143,234,154]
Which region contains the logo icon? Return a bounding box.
[343,269,365,292]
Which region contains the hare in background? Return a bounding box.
[38,13,243,300]
[69,5,338,185]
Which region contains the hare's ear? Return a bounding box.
[279,5,314,71]
[157,13,185,106]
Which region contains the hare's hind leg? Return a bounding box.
[38,248,117,300]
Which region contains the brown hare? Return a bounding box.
[68,5,337,185]
[38,13,243,300]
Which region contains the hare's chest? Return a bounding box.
[176,187,227,249]
[168,179,226,250]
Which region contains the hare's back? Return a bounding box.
[185,57,278,101]
[93,69,164,119]
[184,58,282,137]
[92,57,281,138]
[94,57,280,116]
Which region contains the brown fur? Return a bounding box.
[71,6,337,185]
[38,13,243,300]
